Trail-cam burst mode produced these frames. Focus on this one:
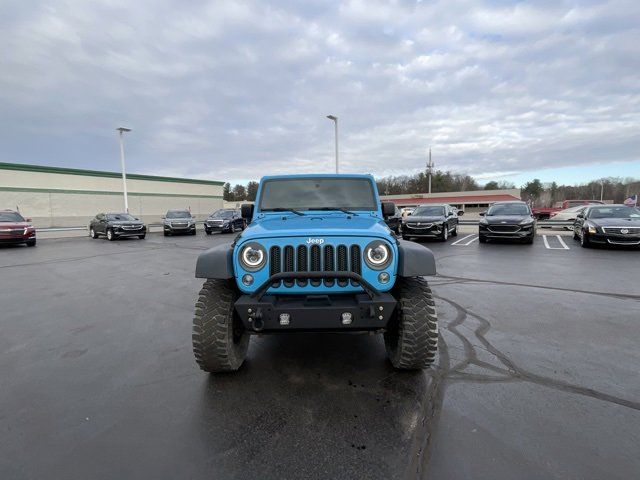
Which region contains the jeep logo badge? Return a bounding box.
[306,238,324,245]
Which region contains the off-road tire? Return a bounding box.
[193,279,250,373]
[384,277,438,370]
[26,239,36,247]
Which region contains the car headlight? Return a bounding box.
[479,219,488,225]
[588,224,597,234]
[364,241,392,270]
[520,219,535,225]
[239,242,266,271]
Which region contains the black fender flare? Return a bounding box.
[195,242,234,279]
[396,239,436,277]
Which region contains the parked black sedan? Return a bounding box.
[402,204,461,241]
[478,201,536,244]
[163,210,196,236]
[204,209,245,234]
[573,204,640,248]
[89,213,146,241]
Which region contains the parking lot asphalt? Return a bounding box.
[1,232,639,480]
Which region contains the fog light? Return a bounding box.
[279,313,290,326]
[341,312,353,325]
[378,272,390,284]
[242,274,254,286]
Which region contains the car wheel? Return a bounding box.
[26,239,36,247]
[164,231,170,237]
[451,225,458,237]
[89,227,97,239]
[573,228,580,240]
[205,229,212,235]
[441,227,448,241]
[192,279,250,372]
[580,231,590,248]
[230,223,236,234]
[191,229,197,235]
[384,277,438,370]
[138,235,146,240]
[106,229,115,241]
[479,235,487,243]
[524,234,534,244]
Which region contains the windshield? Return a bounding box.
[412,206,445,216]
[0,211,25,222]
[107,213,136,221]
[210,210,234,219]
[166,211,191,219]
[487,203,530,216]
[259,178,376,212]
[588,206,640,219]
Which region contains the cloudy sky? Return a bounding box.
[1,0,639,186]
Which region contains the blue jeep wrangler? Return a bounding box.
[192,174,438,372]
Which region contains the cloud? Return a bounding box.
[0,0,639,184]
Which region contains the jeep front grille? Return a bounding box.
[268,244,363,289]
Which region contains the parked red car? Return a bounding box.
[0,210,37,246]
[532,200,605,220]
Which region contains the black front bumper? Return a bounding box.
[402,224,443,237]
[587,233,640,246]
[479,225,534,239]
[235,271,397,332]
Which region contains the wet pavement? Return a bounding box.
[1,232,638,479]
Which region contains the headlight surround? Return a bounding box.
[587,224,597,234]
[239,242,267,271]
[364,241,393,270]
[520,218,535,225]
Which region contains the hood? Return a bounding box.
[0,221,31,229]
[240,214,391,240]
[484,215,531,225]
[405,215,445,223]
[590,217,640,227]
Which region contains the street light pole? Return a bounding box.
[600,180,604,202]
[116,127,132,212]
[426,147,434,194]
[327,115,339,173]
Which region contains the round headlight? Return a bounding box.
[240,243,266,271]
[364,241,392,270]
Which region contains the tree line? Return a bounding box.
[222,170,638,207]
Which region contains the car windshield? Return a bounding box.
[166,211,191,219]
[487,203,530,216]
[588,206,640,219]
[107,213,136,221]
[412,206,445,216]
[259,178,377,212]
[210,210,234,219]
[0,211,25,222]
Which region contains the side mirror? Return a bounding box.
[447,212,454,217]
[457,210,464,216]
[479,212,486,217]
[576,213,584,219]
[241,204,254,220]
[26,217,32,222]
[381,201,395,218]
[134,217,140,221]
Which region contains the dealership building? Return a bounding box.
[380,189,522,214]
[0,162,224,228]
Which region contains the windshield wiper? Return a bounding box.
[261,208,304,216]
[311,207,359,216]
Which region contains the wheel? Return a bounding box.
[451,225,458,237]
[191,229,197,235]
[89,227,97,239]
[192,279,250,372]
[106,229,116,241]
[580,231,590,248]
[573,228,579,240]
[479,235,487,243]
[441,225,448,241]
[138,235,146,240]
[205,229,212,235]
[230,223,236,234]
[384,277,438,370]
[524,234,534,244]
[26,239,36,247]
[164,231,170,237]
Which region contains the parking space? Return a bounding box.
[1,233,639,479]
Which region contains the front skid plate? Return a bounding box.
[235,293,397,332]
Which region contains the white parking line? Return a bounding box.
[543,234,570,250]
[451,234,478,246]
